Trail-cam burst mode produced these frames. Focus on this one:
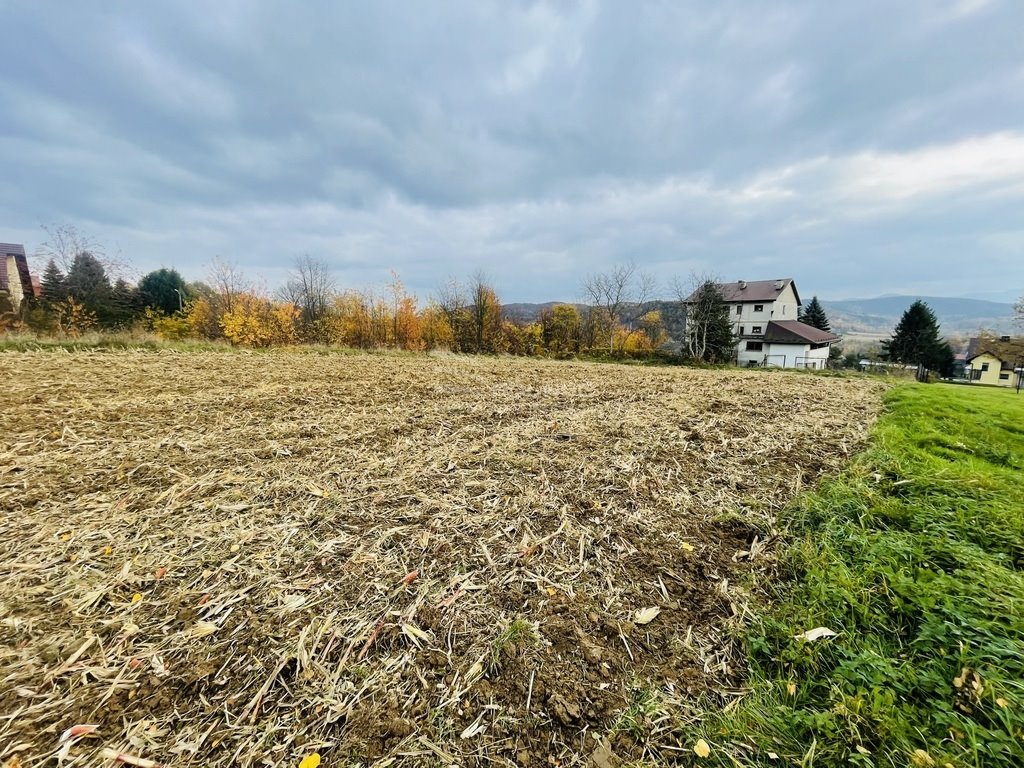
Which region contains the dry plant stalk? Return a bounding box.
[0,351,885,767]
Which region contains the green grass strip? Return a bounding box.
[704,383,1024,767]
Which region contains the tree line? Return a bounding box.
[5,225,968,374]
[9,227,683,357]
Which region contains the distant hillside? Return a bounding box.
[505,296,1018,344]
[502,302,578,324]
[822,296,1016,337]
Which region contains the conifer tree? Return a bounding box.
[799,296,830,331]
[41,259,66,303]
[882,300,954,375]
[685,281,735,363]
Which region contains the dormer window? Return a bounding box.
[752,326,762,334]
[754,304,764,312]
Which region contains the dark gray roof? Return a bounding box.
[685,278,800,305]
[763,320,840,344]
[0,243,27,257]
[0,243,33,297]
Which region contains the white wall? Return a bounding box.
[729,283,800,336]
[737,341,832,368]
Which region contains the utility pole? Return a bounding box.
[173,288,184,313]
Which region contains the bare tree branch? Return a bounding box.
[33,224,128,278]
[279,255,336,331]
[208,257,250,315]
[582,262,656,353]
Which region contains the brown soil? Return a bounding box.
[0,351,884,767]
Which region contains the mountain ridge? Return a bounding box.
[503,295,1018,338]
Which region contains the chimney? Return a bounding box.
[1001,335,1011,342]
[774,279,784,290]
[738,280,747,289]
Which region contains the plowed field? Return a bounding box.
[0,351,883,767]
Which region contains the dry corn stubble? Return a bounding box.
[0,351,885,767]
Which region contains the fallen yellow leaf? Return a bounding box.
[546,587,557,596]
[681,542,695,553]
[786,681,797,696]
[298,753,321,768]
[996,697,1009,708]
[131,593,143,604]
[693,739,711,758]
[634,606,661,625]
[230,544,240,553]
[103,545,113,556]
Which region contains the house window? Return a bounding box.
[1000,373,1010,380]
[746,341,763,351]
[735,305,742,315]
[739,326,744,335]
[981,363,990,372]
[754,304,764,312]
[752,326,762,334]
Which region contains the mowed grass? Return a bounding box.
[706,383,1024,766]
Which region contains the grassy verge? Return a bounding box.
[704,383,1024,766]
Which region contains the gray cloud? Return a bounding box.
[1,0,1022,302]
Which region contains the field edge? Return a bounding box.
[691,383,1024,767]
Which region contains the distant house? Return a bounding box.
[0,243,35,312]
[963,334,1024,388]
[685,278,841,368]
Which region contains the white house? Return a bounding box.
[686,278,841,368]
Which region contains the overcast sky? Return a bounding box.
[2,1,1023,303]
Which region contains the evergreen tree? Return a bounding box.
[138,268,189,314]
[65,251,114,324]
[685,281,735,363]
[799,295,830,331]
[111,279,145,326]
[882,300,954,375]
[65,252,111,305]
[40,259,67,303]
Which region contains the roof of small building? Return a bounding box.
[763,320,841,344]
[684,278,800,305]
[0,243,27,257]
[0,243,34,297]
[966,350,1001,362]
[965,335,1024,366]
